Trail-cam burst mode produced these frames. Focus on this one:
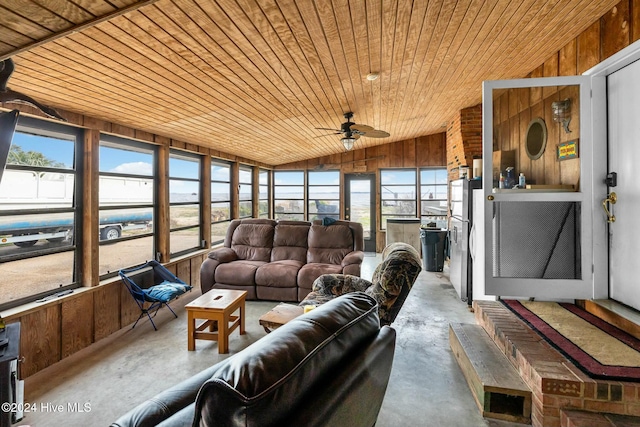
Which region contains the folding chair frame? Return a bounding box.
[119,260,189,331]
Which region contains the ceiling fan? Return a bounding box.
[0,59,65,121]
[316,112,390,150]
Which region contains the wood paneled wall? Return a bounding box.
[276,133,447,251]
[14,253,206,378]
[493,85,581,188]
[493,0,638,189]
[278,133,446,173]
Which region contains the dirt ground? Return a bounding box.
[0,235,199,305]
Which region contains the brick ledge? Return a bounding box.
[473,301,640,427]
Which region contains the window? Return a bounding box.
[273,171,304,220]
[170,150,202,256]
[380,169,417,230]
[99,136,155,277]
[239,165,253,218]
[420,168,448,228]
[258,169,270,218]
[308,171,339,222]
[211,160,231,245]
[0,118,81,309]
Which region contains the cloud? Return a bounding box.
[211,166,230,181]
[111,162,153,175]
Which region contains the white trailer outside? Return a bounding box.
[0,170,153,246]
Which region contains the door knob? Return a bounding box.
[602,192,617,223]
[487,195,494,201]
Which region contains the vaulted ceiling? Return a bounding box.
[0,0,620,165]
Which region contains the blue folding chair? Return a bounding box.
[119,260,192,330]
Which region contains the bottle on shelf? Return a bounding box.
[499,173,505,189]
[506,167,515,188]
[519,173,526,188]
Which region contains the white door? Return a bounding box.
[482,76,602,300]
[607,59,640,310]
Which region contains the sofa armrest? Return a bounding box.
[200,249,240,294]
[283,325,395,427]
[207,247,238,263]
[111,365,217,427]
[341,250,364,267]
[311,274,373,297]
[199,258,219,294]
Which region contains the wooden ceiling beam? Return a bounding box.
[0,0,160,62]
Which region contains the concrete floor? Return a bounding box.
[19,255,527,427]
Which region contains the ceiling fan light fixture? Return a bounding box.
[366,72,380,81]
[341,137,356,151]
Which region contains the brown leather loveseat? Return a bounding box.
[200,218,364,301]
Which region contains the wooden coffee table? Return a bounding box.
[185,289,246,353]
[259,303,304,333]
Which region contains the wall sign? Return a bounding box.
[557,139,579,161]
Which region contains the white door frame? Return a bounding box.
[483,76,607,300]
[584,39,640,300]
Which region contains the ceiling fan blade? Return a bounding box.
[314,132,342,138]
[350,124,374,132]
[362,129,390,138]
[314,114,388,145]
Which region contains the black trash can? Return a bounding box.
[420,228,448,272]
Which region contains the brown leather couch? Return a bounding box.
[111,292,396,427]
[200,218,364,301]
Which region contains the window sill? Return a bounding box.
[1,285,92,322]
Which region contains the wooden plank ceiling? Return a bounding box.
[0,0,621,166]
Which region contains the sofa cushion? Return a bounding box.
[207,247,238,262]
[255,260,304,288]
[307,224,353,264]
[224,218,276,246]
[311,220,364,250]
[143,281,191,302]
[271,245,307,264]
[297,263,343,290]
[215,260,266,286]
[301,274,373,307]
[296,290,334,307]
[231,223,274,261]
[193,292,380,427]
[311,273,372,295]
[271,222,309,263]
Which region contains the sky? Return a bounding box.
[12,133,356,189]
[12,132,195,178]
[12,132,74,167]
[11,132,446,195]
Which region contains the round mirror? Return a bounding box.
[525,118,547,160]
